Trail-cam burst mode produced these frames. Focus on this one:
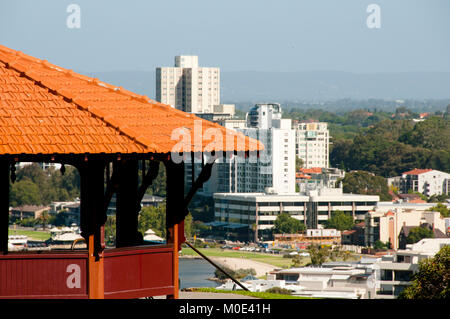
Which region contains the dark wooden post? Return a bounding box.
[115,159,141,247]
[0,160,10,254]
[79,160,106,299]
[165,159,185,299]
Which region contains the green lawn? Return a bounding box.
[181,247,310,269]
[191,287,315,299]
[8,228,51,241]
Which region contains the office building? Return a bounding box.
[213,186,379,242]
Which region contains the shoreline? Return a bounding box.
[180,254,278,278]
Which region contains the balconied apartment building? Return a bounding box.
[196,103,296,196]
[155,55,220,113]
[213,186,379,242]
[396,168,450,197]
[294,121,330,169]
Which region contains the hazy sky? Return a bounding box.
[1,0,449,73]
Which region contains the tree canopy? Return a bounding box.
[325,210,354,231]
[338,170,392,201]
[10,163,80,207]
[428,203,450,218]
[406,226,434,245]
[398,245,450,299]
[330,117,450,177]
[273,212,305,234]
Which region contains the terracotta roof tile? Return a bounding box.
[0,44,263,156]
[402,168,433,175]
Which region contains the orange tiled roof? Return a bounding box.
[299,167,322,174]
[402,168,433,175]
[0,45,263,155]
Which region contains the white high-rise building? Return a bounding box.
[197,103,296,195]
[295,122,330,168]
[155,55,220,113]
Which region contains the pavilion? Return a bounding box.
[0,44,263,299]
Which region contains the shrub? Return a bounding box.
[214,266,235,280]
[265,287,292,295]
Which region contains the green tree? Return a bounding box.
[398,245,450,299]
[428,203,450,218]
[105,215,116,245]
[325,210,354,231]
[184,213,193,239]
[339,171,392,201]
[273,212,305,234]
[330,118,450,177]
[308,244,329,266]
[374,240,390,250]
[37,210,51,230]
[138,204,166,238]
[406,226,434,244]
[10,179,42,207]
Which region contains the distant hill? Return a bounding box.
[86,70,450,102]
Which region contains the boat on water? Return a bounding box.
[8,235,28,251]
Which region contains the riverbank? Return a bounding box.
[180,251,280,278]
[209,256,278,277]
[180,247,294,269]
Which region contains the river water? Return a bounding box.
[179,258,221,289]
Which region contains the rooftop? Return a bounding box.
[0,45,262,156]
[402,168,433,175]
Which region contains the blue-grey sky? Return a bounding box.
[1,0,449,73]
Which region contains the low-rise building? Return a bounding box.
[270,258,381,299]
[375,238,450,298]
[213,187,378,242]
[10,205,50,221]
[399,168,450,197]
[398,223,448,249]
[365,203,449,249]
[341,222,366,246]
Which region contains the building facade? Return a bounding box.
[195,103,296,196]
[375,238,450,298]
[213,187,379,242]
[399,168,450,197]
[156,55,220,113]
[365,203,450,249]
[294,121,330,169]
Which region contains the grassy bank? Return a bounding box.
[190,287,315,299]
[8,228,50,241]
[181,247,310,268]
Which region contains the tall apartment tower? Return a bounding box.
[197,103,296,195]
[155,55,220,113]
[295,122,330,168]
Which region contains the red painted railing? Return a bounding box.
[104,245,174,299]
[0,244,174,299]
[0,251,88,299]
